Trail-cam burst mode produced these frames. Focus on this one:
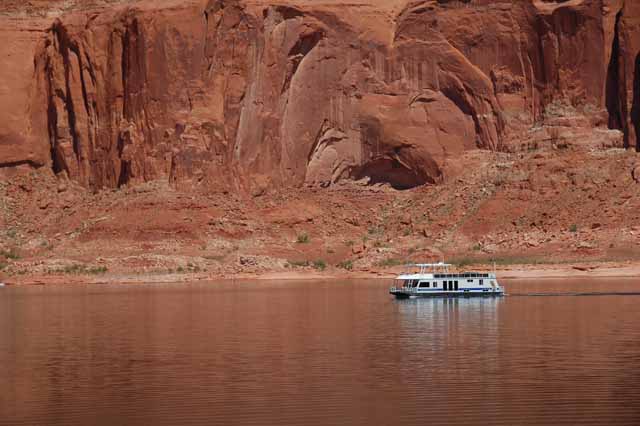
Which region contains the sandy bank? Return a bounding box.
[2,261,640,286]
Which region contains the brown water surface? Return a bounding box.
[1,278,639,425]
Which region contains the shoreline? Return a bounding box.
[2,261,640,286]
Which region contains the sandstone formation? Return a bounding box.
[1,0,639,193]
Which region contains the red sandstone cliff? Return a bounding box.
[1,0,640,192]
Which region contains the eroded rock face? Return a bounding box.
[0,14,51,174]
[1,0,639,191]
[608,0,640,149]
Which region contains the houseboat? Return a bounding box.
[389,263,504,298]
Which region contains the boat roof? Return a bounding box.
[397,273,434,279]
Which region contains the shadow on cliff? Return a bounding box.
[605,11,627,145]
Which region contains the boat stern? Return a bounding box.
[389,286,415,299]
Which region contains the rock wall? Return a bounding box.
[1,0,639,191]
[608,0,640,148]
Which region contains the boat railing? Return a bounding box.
[400,262,452,276]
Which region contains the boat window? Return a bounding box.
[419,282,429,288]
[479,279,484,286]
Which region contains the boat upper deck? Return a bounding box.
[397,272,495,279]
[396,263,496,280]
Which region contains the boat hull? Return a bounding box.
[390,290,504,299]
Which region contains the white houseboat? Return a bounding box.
[389,263,504,298]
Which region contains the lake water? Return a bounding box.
[1,279,639,425]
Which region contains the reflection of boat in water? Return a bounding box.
[389,263,504,299]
